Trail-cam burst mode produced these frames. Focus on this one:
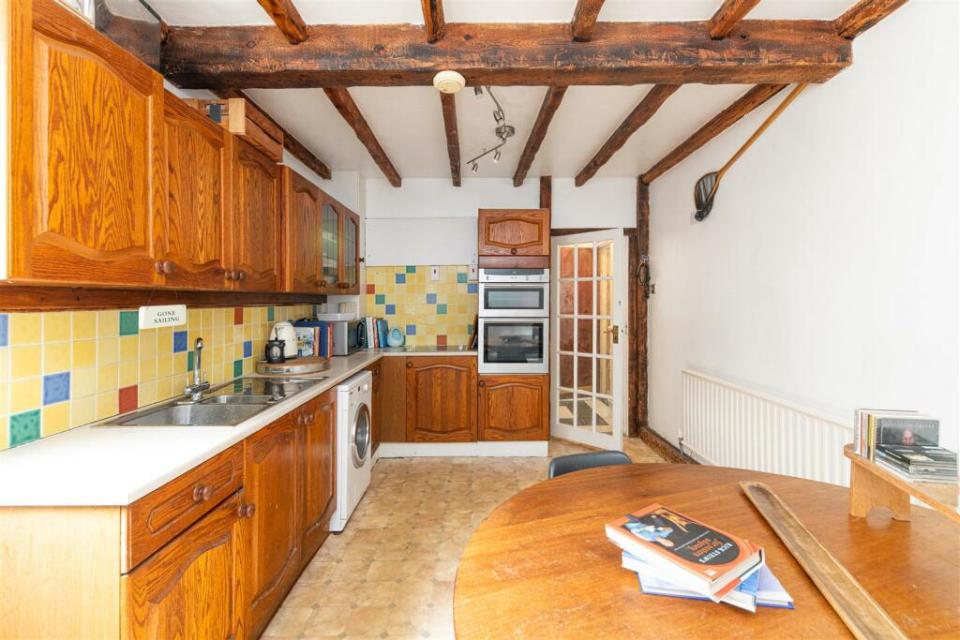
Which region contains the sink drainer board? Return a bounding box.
[255,356,332,375]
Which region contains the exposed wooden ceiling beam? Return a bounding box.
[640,84,787,184]
[255,0,307,44]
[708,0,762,39]
[323,88,401,187]
[421,0,446,43]
[575,84,680,187]
[214,89,332,180]
[834,0,908,39]
[162,21,850,88]
[571,0,605,41]
[440,93,461,187]
[540,177,552,210]
[513,87,567,187]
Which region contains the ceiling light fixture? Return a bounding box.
[432,70,466,94]
[465,87,515,174]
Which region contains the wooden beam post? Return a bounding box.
[161,21,851,88]
[420,0,446,43]
[628,179,650,437]
[255,0,307,44]
[440,92,461,187]
[539,176,552,210]
[323,88,402,187]
[575,84,679,187]
[708,0,763,39]
[640,83,787,184]
[834,0,908,39]
[571,0,606,41]
[513,87,567,187]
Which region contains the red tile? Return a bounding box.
[118,385,139,413]
[234,307,244,325]
[436,335,447,347]
[366,284,376,294]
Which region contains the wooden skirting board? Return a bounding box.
[637,426,698,464]
[376,441,549,458]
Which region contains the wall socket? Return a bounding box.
[430,266,440,281]
[468,262,478,281]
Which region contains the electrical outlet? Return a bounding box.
[468,262,478,281]
[431,266,440,281]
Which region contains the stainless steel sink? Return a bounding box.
[202,394,276,405]
[110,403,265,427]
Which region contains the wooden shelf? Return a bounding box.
[844,444,959,525]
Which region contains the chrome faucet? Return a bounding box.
[184,337,210,402]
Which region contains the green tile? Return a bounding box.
[118,311,139,336]
[456,272,468,284]
[187,351,194,372]
[10,410,41,447]
[233,359,243,378]
[267,306,275,322]
[405,265,417,274]
[436,304,447,315]
[375,294,386,305]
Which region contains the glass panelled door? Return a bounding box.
[551,230,628,450]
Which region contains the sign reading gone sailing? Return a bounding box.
[138,305,187,329]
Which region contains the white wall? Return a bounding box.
[647,0,960,453]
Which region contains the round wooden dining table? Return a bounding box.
[453,464,960,639]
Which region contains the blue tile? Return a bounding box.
[405,265,416,274]
[173,330,188,353]
[467,283,478,294]
[406,325,417,336]
[395,273,406,284]
[10,410,40,447]
[0,314,8,347]
[43,372,71,405]
[385,304,396,315]
[457,272,468,284]
[243,341,253,358]
[436,304,447,315]
[426,293,437,304]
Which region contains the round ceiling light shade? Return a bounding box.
[433,70,466,94]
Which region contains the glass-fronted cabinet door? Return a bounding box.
[341,212,360,292]
[320,203,340,289]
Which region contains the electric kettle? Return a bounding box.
[269,321,299,359]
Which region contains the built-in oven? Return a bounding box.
[478,282,549,317]
[478,268,549,283]
[477,317,549,374]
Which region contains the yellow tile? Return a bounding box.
[202,309,215,329]
[0,416,7,450]
[42,402,71,437]
[43,312,71,343]
[140,358,157,382]
[98,338,119,366]
[43,342,71,373]
[97,311,119,338]
[173,352,187,375]
[157,327,173,354]
[0,346,8,380]
[11,346,41,379]
[9,314,41,345]
[0,382,7,416]
[98,364,118,392]
[119,359,138,388]
[96,392,118,420]
[119,335,138,364]
[70,395,96,427]
[156,376,174,401]
[71,367,97,398]
[72,340,96,369]
[188,309,202,331]
[157,355,173,378]
[139,329,157,359]
[71,311,97,340]
[10,377,41,413]
[243,307,252,324]
[139,380,158,406]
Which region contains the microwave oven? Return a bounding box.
[330,320,366,356]
[478,282,549,317]
[477,317,549,374]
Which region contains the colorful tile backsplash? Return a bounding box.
[0,304,312,450]
[365,265,478,347]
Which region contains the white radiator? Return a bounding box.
[681,370,852,486]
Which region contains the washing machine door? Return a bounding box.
[351,403,371,468]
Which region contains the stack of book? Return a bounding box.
[363,316,389,349]
[605,504,793,613]
[854,409,957,484]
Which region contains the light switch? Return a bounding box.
[431,266,440,281]
[468,262,478,281]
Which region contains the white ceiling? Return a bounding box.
[149,0,863,181]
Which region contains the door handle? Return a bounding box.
[608,325,620,345]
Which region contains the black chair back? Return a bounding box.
[548,450,632,479]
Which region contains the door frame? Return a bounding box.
[550,229,629,451]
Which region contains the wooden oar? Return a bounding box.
[740,481,909,640]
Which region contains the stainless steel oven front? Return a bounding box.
[477,317,549,374]
[478,282,549,317]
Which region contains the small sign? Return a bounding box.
[139,305,187,329]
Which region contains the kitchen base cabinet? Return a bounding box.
[406,356,478,442]
[380,356,407,442]
[478,374,550,441]
[299,392,337,569]
[367,360,383,452]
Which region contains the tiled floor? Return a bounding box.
[263,437,664,639]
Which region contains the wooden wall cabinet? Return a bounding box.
[478,374,550,441]
[284,168,323,293]
[318,202,361,295]
[299,391,337,567]
[478,209,551,258]
[406,356,478,442]
[8,0,164,286]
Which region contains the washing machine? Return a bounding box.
[329,371,373,532]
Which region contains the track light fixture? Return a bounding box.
[465,87,514,173]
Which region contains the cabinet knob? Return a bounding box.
[192,484,213,502]
[406,361,413,368]
[225,270,235,281]
[478,380,485,387]
[510,248,518,255]
[155,260,176,275]
[237,270,246,281]
[237,503,256,518]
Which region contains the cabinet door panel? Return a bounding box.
[230,137,282,292]
[122,492,243,640]
[406,357,477,442]
[244,414,300,637]
[11,1,163,285]
[300,392,337,566]
[159,93,230,289]
[284,168,322,293]
[478,375,550,441]
[340,211,360,293]
[319,202,341,291]
[478,209,550,257]
[368,361,382,452]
